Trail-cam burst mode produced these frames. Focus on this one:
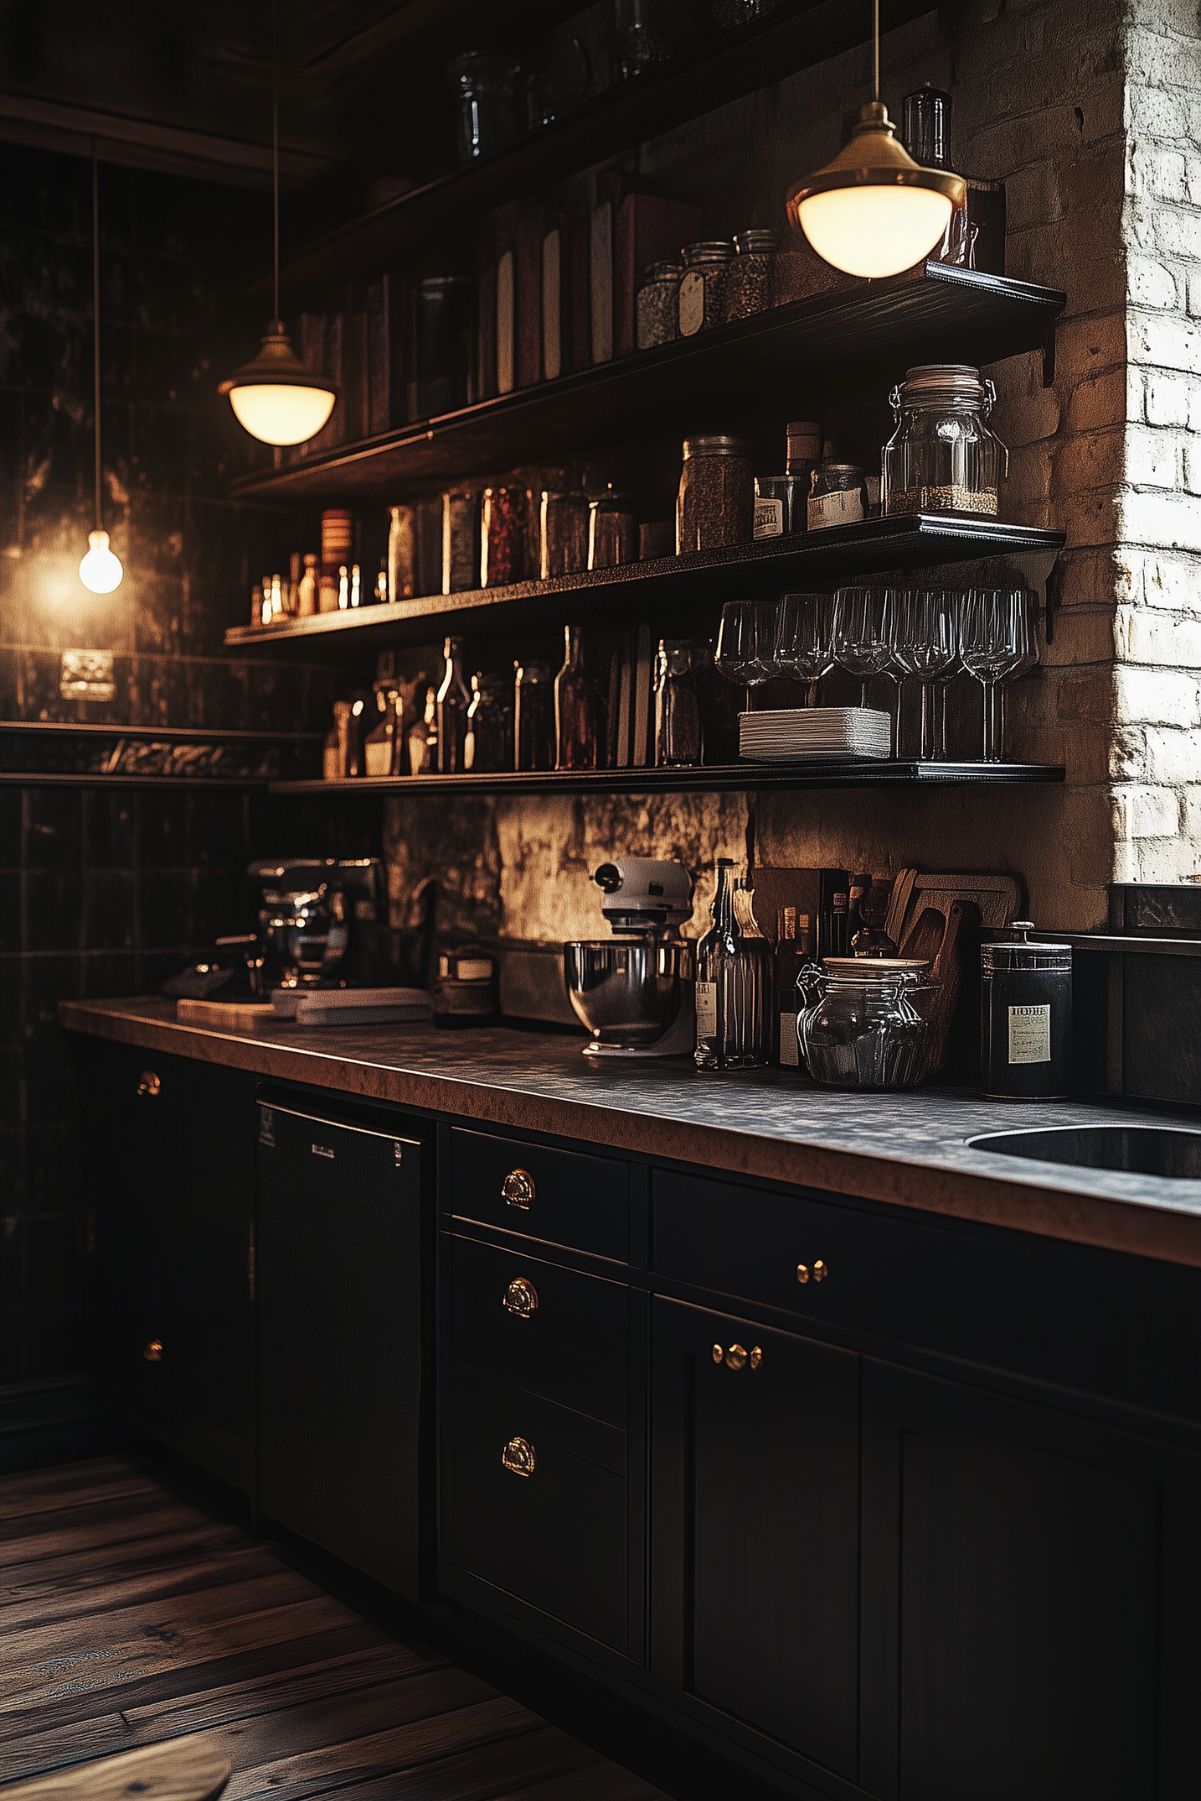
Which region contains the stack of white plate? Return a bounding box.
[738,706,892,762]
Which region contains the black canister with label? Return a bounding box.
[980,922,1073,1099]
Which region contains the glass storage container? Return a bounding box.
[449,51,522,161]
[678,240,734,336]
[514,658,554,770]
[464,673,513,773]
[676,434,754,552]
[796,957,933,1089]
[980,923,1073,1100]
[539,489,590,578]
[441,489,479,594]
[387,505,417,601]
[636,260,682,349]
[588,490,638,568]
[725,227,778,321]
[808,461,867,531]
[882,364,1008,518]
[480,484,528,587]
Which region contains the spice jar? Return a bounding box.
[882,364,1008,518]
[980,922,1073,1100]
[676,434,754,552]
[464,673,513,772]
[678,240,734,336]
[636,260,682,350]
[654,639,705,767]
[588,491,638,569]
[725,227,778,321]
[441,489,479,593]
[755,419,821,538]
[514,658,554,770]
[480,484,528,587]
[449,50,522,162]
[808,461,868,531]
[539,489,589,578]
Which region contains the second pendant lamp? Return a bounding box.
[220,2,336,447]
[785,0,965,280]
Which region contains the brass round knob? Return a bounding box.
[142,1339,164,1363]
[136,1072,161,1099]
[501,1168,535,1211]
[796,1263,809,1284]
[726,1343,748,1371]
[501,1434,537,1477]
[749,1345,763,1370]
[502,1276,539,1319]
[797,1260,829,1285]
[711,1343,724,1364]
[813,1259,829,1282]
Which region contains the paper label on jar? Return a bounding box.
[808,487,864,531]
[779,1011,800,1067]
[678,269,706,336]
[695,980,718,1039]
[1008,1003,1051,1065]
[754,497,785,539]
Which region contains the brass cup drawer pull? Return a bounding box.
[711,1342,763,1372]
[502,1275,539,1319]
[143,1339,164,1363]
[136,1071,162,1099]
[501,1434,537,1477]
[501,1168,535,1211]
[796,1259,829,1285]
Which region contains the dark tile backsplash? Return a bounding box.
[0,142,358,1388]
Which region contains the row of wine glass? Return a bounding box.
[715,587,1039,763]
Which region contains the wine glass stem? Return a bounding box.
[919,682,935,761]
[859,677,870,709]
[935,681,949,760]
[745,684,754,715]
[982,680,1001,762]
[806,678,819,709]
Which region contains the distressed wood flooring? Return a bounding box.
[0,1456,665,1801]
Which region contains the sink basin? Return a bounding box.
[968,1124,1201,1180]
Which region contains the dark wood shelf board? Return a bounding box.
[270,761,1066,799]
[275,0,938,297]
[233,266,1065,503]
[0,772,267,790]
[224,517,1066,652]
[0,720,323,743]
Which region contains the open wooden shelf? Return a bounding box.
[234,266,1064,504]
[273,0,937,298]
[225,515,1066,653]
[270,761,1066,799]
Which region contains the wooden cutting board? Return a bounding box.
[886,870,1025,1078]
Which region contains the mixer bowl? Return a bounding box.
[564,939,691,1048]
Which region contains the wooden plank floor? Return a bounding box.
[0,1457,666,1801]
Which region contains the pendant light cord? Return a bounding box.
[91,145,102,529]
[872,0,880,104]
[271,0,281,321]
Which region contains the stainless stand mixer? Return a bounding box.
[564,858,695,1057]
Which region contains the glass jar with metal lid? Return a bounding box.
[676,434,754,552]
[725,227,779,321]
[808,461,867,531]
[636,260,682,350]
[882,363,1008,518]
[678,240,734,336]
[980,921,1072,1099]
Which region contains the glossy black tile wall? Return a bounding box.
[0,143,358,1388]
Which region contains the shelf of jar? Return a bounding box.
[270,0,938,300]
[267,761,1066,798]
[229,265,1066,504]
[224,515,1066,653]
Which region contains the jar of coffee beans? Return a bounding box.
[636,261,682,350]
[725,227,778,321]
[678,241,734,336]
[676,435,754,553]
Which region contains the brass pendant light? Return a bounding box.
[785,0,966,280]
[220,0,337,446]
[79,149,123,595]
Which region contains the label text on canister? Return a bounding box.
[1008,1002,1051,1065]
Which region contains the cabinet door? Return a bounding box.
[650,1297,860,1784]
[861,1360,1201,1801]
[257,1102,428,1600]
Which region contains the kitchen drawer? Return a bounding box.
[446,1233,628,1428]
[446,1365,629,1652]
[652,1169,1201,1425]
[447,1127,629,1261]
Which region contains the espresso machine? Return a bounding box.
[564,858,695,1057]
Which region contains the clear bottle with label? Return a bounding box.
[980,922,1073,1099]
[694,858,772,1070]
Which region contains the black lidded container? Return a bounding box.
[980,921,1073,1099]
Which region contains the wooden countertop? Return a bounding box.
[61,997,1201,1271]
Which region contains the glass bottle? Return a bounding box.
[465,672,513,772]
[409,685,438,775]
[514,659,554,771]
[554,626,598,770]
[654,639,703,767]
[694,858,772,1070]
[436,636,472,773]
[297,553,318,616]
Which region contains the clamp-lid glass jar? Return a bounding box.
[980,921,1072,1099]
[882,363,1008,518]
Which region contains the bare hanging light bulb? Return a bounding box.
[785,0,965,280]
[79,151,123,595]
[219,0,337,446]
